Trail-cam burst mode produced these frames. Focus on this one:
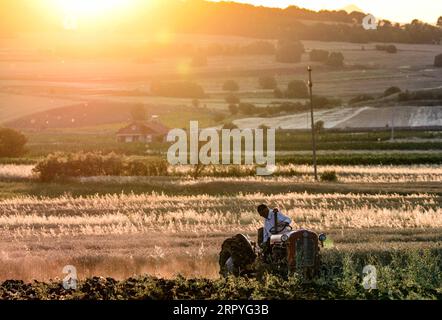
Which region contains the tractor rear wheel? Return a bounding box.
[219,234,256,277]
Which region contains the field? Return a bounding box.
[2,34,442,133]
[1,29,442,300]
[0,172,441,299]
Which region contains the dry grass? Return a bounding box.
[0,192,440,236]
[3,164,441,183]
[0,189,440,281]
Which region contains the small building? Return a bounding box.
[116,119,169,143]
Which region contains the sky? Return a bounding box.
[213,0,442,24]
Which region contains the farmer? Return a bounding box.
[257,204,292,246]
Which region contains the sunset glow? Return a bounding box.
[54,0,130,17]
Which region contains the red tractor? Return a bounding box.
[219,227,327,279]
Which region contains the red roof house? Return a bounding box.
[116,120,169,143]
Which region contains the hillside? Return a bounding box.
[1,0,441,44]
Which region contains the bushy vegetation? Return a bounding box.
[278,153,442,166]
[326,52,345,67]
[0,250,439,300]
[286,80,308,98]
[275,40,304,63]
[376,44,398,53]
[309,49,329,62]
[33,152,168,182]
[0,128,27,157]
[238,103,257,115]
[320,171,338,182]
[398,89,442,101]
[258,76,278,89]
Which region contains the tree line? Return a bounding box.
[2,1,442,45]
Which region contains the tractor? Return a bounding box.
[219,225,327,279]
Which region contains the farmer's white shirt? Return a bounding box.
[263,210,292,244]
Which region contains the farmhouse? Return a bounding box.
[116,119,169,143]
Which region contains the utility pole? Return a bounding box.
[390,107,395,141]
[308,66,318,181]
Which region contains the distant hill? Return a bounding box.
[1,0,441,44]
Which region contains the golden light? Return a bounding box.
[54,0,129,17]
[48,0,137,30]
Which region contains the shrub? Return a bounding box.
[258,76,277,89]
[310,49,329,62]
[376,44,397,53]
[286,80,308,98]
[33,152,168,182]
[222,80,239,92]
[275,40,304,63]
[0,128,27,157]
[320,171,338,182]
[326,52,345,67]
[434,54,442,67]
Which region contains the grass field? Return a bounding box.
[0,188,440,281]
[1,32,442,300]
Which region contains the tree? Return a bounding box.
[222,80,239,92]
[130,105,146,121]
[286,80,308,98]
[435,54,442,67]
[258,76,277,89]
[326,52,344,67]
[0,128,27,157]
[310,49,329,62]
[275,40,304,63]
[437,16,442,27]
